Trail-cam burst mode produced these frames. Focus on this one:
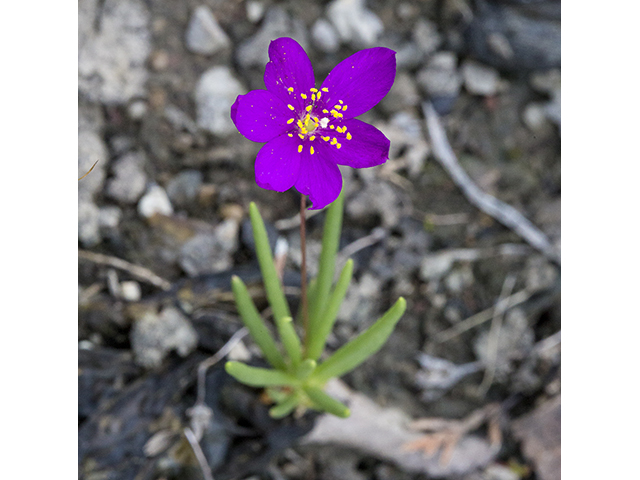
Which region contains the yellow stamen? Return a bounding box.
[311,93,316,101]
[335,105,342,110]
[288,104,295,110]
[322,109,329,114]
[321,87,329,92]
[336,143,342,149]
[317,91,322,100]
[298,133,305,139]
[310,88,318,93]
[297,120,304,129]
[310,146,315,155]
[301,93,307,99]
[287,87,294,93]
[288,133,293,137]
[298,145,303,153]
[309,135,315,141]
[342,105,348,111]
[305,105,312,112]
[346,132,352,140]
[339,100,344,104]
[322,136,330,141]
[287,118,295,124]
[330,138,337,145]
[330,125,335,129]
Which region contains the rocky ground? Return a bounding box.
[78,1,561,479]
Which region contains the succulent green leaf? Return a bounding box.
[303,385,350,418]
[269,393,299,418]
[308,190,344,339]
[231,276,286,370]
[275,316,302,368]
[296,359,317,380]
[249,202,291,322]
[306,259,354,361]
[225,361,298,387]
[312,297,406,383]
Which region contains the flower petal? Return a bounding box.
[319,47,396,119]
[255,133,303,192]
[264,38,316,111]
[231,90,293,143]
[325,119,390,168]
[294,144,343,210]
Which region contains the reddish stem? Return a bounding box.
[300,194,309,351]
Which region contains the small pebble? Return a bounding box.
[138,184,174,218]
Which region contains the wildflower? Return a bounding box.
[231,38,396,209]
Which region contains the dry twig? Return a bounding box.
[423,102,560,265]
[183,427,215,480]
[78,249,172,291]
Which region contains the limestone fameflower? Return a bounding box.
[231,37,396,209]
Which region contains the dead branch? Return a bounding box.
[423,102,560,265]
[78,249,172,291]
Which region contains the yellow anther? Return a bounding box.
[336,143,342,149]
[310,146,315,155]
[288,104,295,110]
[330,110,343,119]
[317,91,322,100]
[305,105,312,112]
[346,132,352,140]
[311,93,316,101]
[287,87,294,93]
[322,109,329,114]
[322,136,330,141]
[330,125,335,129]
[297,120,304,129]
[342,105,348,111]
[330,138,337,145]
[309,135,316,141]
[299,133,305,139]
[321,87,329,92]
[339,100,344,104]
[310,88,318,92]
[301,93,308,99]
[288,133,293,137]
[298,145,303,153]
[335,105,342,110]
[287,118,295,124]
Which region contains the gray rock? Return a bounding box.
[522,102,548,131]
[166,170,203,207]
[179,219,239,276]
[236,7,309,68]
[417,52,462,98]
[530,70,561,128]
[196,66,245,136]
[78,0,151,104]
[185,5,230,56]
[312,18,340,53]
[327,0,383,48]
[412,18,441,56]
[381,72,420,113]
[78,199,101,247]
[138,184,173,218]
[338,273,381,326]
[347,176,400,227]
[461,59,500,96]
[98,205,122,230]
[78,130,108,201]
[394,42,425,70]
[106,152,147,204]
[130,306,199,368]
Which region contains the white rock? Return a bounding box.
[196,66,245,136]
[246,1,265,23]
[461,59,500,96]
[413,18,441,56]
[185,5,230,55]
[120,281,142,302]
[78,199,101,247]
[312,18,340,53]
[138,185,173,218]
[327,0,383,48]
[417,52,462,97]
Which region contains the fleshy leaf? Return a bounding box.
[312,297,406,383]
[303,385,350,418]
[275,316,302,368]
[225,361,298,387]
[231,276,286,370]
[306,259,353,361]
[249,202,291,322]
[269,393,300,418]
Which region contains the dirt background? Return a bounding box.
[78,1,560,479]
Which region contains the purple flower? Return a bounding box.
[231,38,396,210]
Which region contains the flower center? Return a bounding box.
[284,86,354,154]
